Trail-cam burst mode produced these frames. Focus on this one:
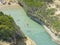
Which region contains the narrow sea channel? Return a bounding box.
[0,4,58,45]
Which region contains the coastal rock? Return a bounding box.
[26,37,36,45]
[0,37,36,45]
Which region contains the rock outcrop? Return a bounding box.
[0,0,18,5]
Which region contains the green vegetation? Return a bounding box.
[23,0,44,7]
[0,12,26,42]
[18,0,53,7]
[48,16,60,32]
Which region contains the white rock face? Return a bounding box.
[0,0,18,5]
[26,37,36,45]
[47,0,60,15]
[53,0,60,15]
[53,0,60,5]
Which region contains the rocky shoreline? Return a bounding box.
[43,25,60,45]
[25,37,36,45]
[29,15,60,45]
[0,37,36,45]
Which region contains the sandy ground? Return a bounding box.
[0,41,11,45]
[26,37,36,45]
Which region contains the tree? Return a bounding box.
[0,12,26,42]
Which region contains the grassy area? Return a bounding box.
[24,0,44,7]
[18,0,44,7]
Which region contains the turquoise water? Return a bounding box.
[0,5,57,45]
